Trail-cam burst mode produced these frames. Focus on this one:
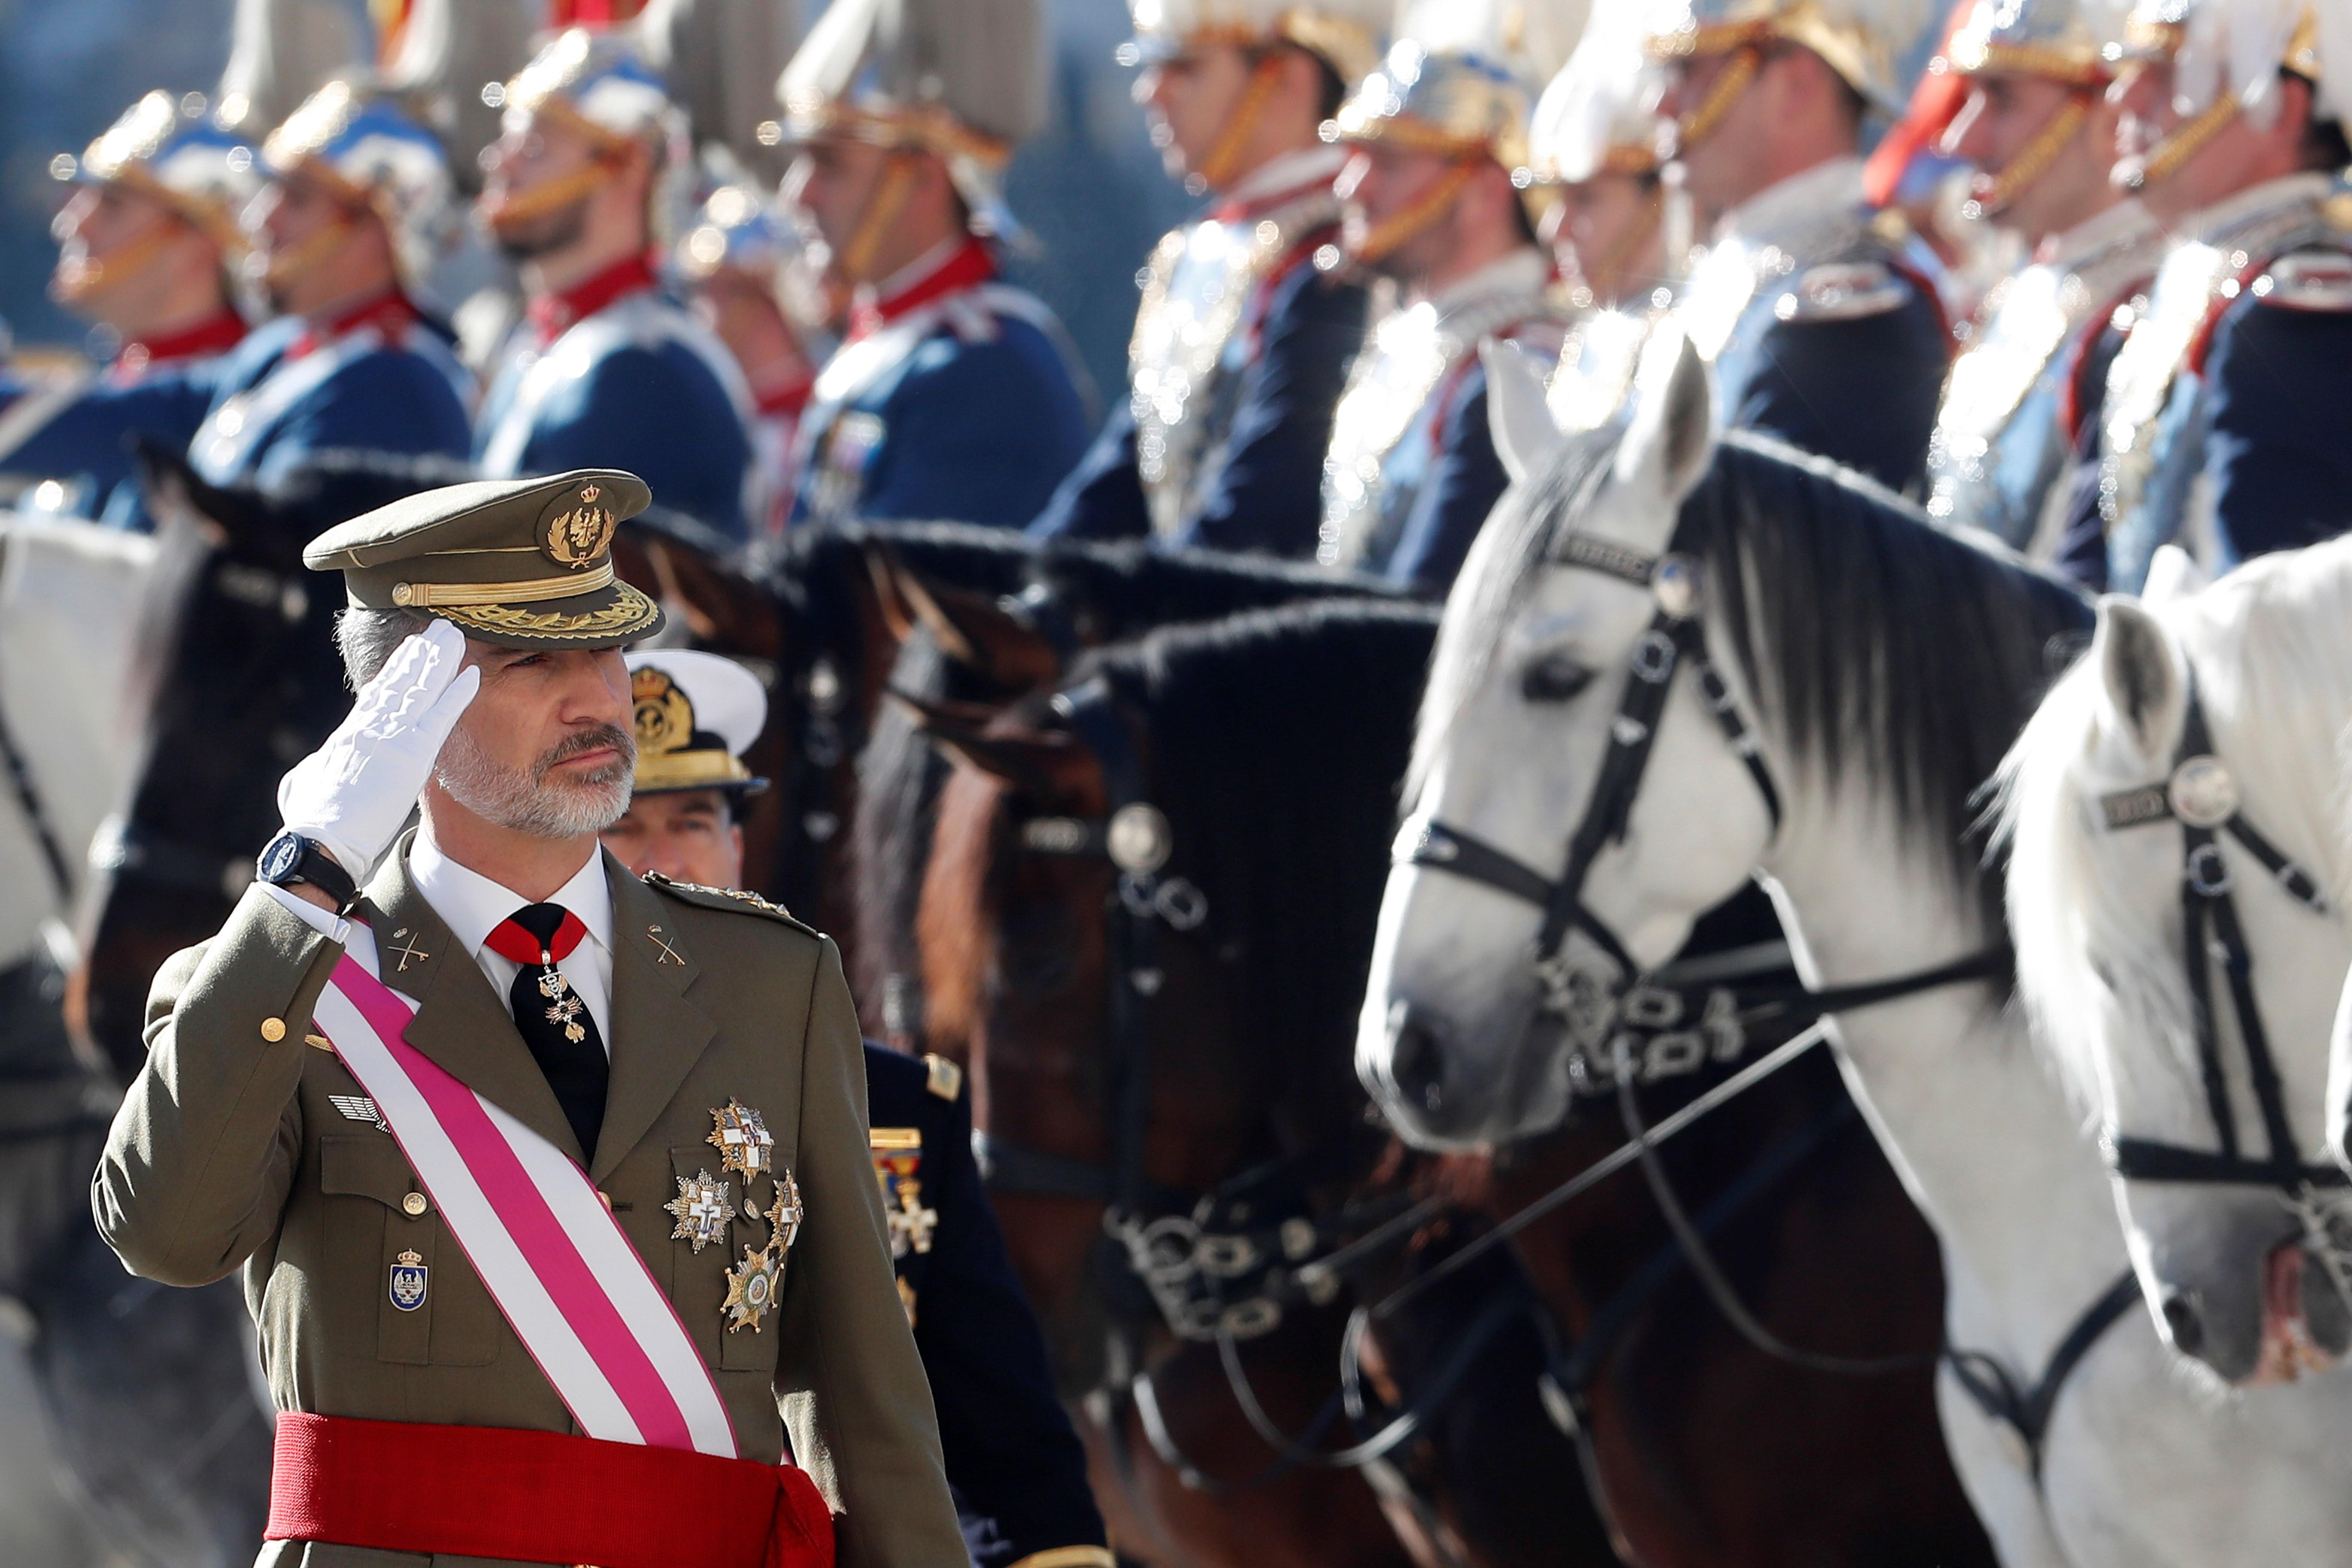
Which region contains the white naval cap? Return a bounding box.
[626,649,771,795]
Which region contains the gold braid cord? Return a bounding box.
[1965,92,2091,220]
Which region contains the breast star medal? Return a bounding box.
[723,1244,785,1332]
[710,1101,774,1178]
[707,1101,803,1333]
[664,1170,734,1253]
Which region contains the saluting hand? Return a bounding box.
[276,619,481,876]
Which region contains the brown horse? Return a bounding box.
[912,597,1993,1568]
[911,600,1614,1568]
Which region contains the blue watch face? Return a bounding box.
[260,832,304,882]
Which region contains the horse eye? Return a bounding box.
[1520,650,1595,704]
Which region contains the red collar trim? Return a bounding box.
[289,292,416,361]
[752,364,816,419]
[528,253,662,346]
[115,312,248,379]
[484,909,591,967]
[848,240,996,341]
[1209,174,1334,224]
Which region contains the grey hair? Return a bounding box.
[334,606,436,690]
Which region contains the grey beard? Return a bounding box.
[436,723,635,839]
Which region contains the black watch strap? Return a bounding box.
[259,832,360,913]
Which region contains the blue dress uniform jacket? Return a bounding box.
[189,297,474,488]
[1030,150,1369,555]
[478,273,759,545]
[0,364,221,529]
[2069,172,2352,592]
[1678,157,1949,495]
[1317,248,1572,597]
[792,243,1091,532]
[863,1044,1108,1568]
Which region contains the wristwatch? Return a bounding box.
[256,830,360,913]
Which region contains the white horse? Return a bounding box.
[2000,538,2352,1387]
[0,511,155,965]
[1356,325,2352,1568]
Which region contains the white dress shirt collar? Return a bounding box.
[409,834,613,964]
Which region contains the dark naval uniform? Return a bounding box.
[1030,147,1369,555]
[0,314,245,528]
[1317,248,1573,595]
[791,239,1091,531]
[2061,171,2352,591]
[189,292,474,488]
[478,256,759,545]
[1926,202,2163,554]
[1677,156,1950,494]
[864,1046,1109,1568]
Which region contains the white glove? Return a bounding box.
[276,619,481,875]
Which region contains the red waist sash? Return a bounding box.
[266,1412,835,1568]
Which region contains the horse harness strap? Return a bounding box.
[2094,683,2348,1194]
[1398,524,2006,1069]
[1943,1270,2141,1479]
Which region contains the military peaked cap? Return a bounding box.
[303,469,664,649]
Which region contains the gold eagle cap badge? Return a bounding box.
[540,480,616,570]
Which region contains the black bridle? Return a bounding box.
[2092,682,2348,1193]
[1398,523,2008,1068]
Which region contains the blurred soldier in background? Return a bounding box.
[676,180,825,539]
[637,0,811,185]
[780,0,1093,530]
[1316,0,1581,595]
[1646,0,1952,493]
[215,0,368,141]
[1526,7,1681,435]
[1921,0,2159,554]
[604,649,1114,1568]
[476,30,759,544]
[189,80,474,488]
[1028,0,1382,555]
[0,93,254,527]
[2059,0,2352,591]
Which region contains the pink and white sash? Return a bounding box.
[309,923,737,1458]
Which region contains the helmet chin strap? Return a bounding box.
[483,155,617,234]
[836,153,922,283]
[1344,157,1477,270]
[1193,53,1288,193]
[1964,90,2093,220]
[259,211,358,293]
[2116,91,2239,193]
[50,221,177,306]
[1673,46,1762,157]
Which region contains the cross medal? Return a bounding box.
[537,963,587,1044]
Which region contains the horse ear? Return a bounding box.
[2141,544,2209,604]
[1482,339,1565,488]
[2092,595,2186,761]
[1613,321,1714,505]
[892,688,1073,793]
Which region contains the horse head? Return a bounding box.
[1360,328,1772,1151]
[2001,540,2352,1386]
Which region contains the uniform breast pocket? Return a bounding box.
[318,1136,499,1367]
[667,1146,789,1373]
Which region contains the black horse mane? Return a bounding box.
[1065,598,1441,1150]
[846,530,1396,1032]
[1432,427,2093,914]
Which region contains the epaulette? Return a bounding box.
[640,871,820,936]
[2250,248,2352,312]
[922,1054,963,1101]
[1772,260,1911,324]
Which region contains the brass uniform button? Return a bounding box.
[401,1192,429,1217]
[598,1191,614,1213]
[260,1017,286,1042]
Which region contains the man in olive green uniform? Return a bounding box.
[93,469,967,1568]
